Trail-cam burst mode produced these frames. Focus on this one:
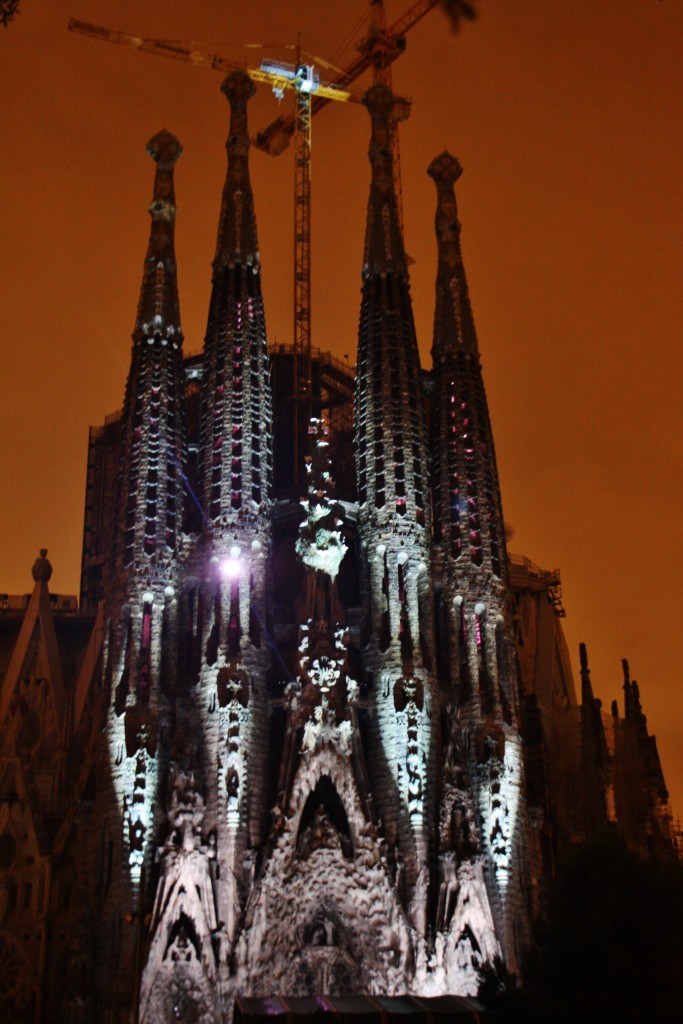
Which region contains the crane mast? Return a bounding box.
[293,69,312,482]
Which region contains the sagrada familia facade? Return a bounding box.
[0,72,678,1022]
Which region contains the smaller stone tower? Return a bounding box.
[428,152,527,976]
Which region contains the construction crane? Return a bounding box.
[254,0,442,238]
[67,3,459,479]
[253,1,476,242]
[68,18,363,483]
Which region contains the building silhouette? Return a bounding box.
[0,73,678,1023]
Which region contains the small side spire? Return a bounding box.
[362,83,407,278]
[213,69,259,269]
[579,642,594,705]
[428,150,478,356]
[133,130,183,348]
[622,657,635,718]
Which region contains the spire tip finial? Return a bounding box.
[146,130,183,169]
[428,150,463,186]
[221,68,257,107]
[363,80,395,121]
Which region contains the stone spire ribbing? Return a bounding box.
[200,70,272,527]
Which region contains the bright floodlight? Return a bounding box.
[221,556,241,579]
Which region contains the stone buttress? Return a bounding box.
[354,83,437,937]
[428,152,529,980]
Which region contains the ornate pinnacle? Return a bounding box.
[362,82,407,278]
[428,150,478,356]
[214,70,259,268]
[147,129,182,226]
[148,129,183,170]
[428,150,464,190]
[32,548,52,582]
[133,130,183,347]
[145,129,181,231]
[222,68,257,121]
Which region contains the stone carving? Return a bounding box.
[296,418,348,579]
[139,768,223,1022]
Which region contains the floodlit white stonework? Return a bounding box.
[2,68,680,1024]
[296,419,348,580]
[78,76,529,1023]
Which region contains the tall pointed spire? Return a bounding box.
[200,69,271,526]
[116,130,187,572]
[191,69,273,931]
[354,82,435,936]
[104,133,188,894]
[133,131,184,346]
[362,83,408,278]
[213,70,259,269]
[429,151,478,356]
[428,151,506,582]
[429,154,526,972]
[356,82,430,542]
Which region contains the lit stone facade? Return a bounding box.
[0,71,679,1024]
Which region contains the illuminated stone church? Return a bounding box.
[0,72,677,1022]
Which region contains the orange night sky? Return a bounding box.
[1,2,682,816]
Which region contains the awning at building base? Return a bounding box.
[235,994,482,1024]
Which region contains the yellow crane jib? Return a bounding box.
[254,60,358,104]
[67,18,238,75]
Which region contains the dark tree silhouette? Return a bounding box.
[439,2,478,32]
[0,1,20,30]
[479,834,683,1023]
